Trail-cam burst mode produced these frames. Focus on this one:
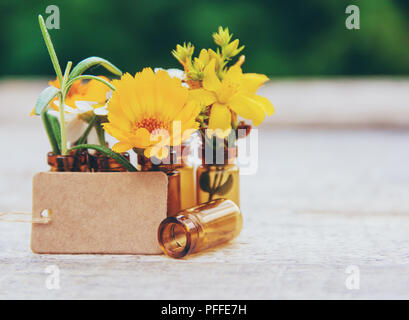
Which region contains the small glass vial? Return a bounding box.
[91,152,130,172]
[158,199,242,258]
[138,152,182,217]
[178,143,196,210]
[47,151,88,172]
[196,146,240,206]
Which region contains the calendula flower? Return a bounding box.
[188,59,274,137]
[48,76,111,118]
[31,76,112,143]
[103,68,201,159]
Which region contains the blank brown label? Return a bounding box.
[31,172,168,254]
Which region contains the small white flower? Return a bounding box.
[154,68,189,88]
[93,104,108,116]
[54,100,106,116]
[48,109,87,143]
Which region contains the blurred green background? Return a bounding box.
[0,0,408,77]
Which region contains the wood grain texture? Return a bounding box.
[0,79,408,299]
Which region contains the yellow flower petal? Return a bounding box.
[223,65,243,87]
[229,94,266,126]
[133,128,152,148]
[208,103,231,137]
[253,95,275,116]
[112,142,133,153]
[103,123,133,142]
[203,59,221,92]
[144,145,169,160]
[188,89,217,106]
[241,73,269,95]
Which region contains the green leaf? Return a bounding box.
[68,144,137,172]
[38,15,63,83]
[69,57,122,81]
[48,113,61,151]
[216,174,233,195]
[34,86,60,115]
[65,75,115,96]
[41,111,60,154]
[199,171,212,193]
[62,61,73,87]
[94,120,106,146]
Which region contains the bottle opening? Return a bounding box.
[166,223,187,251]
[158,219,191,258]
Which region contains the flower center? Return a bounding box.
[133,117,169,133]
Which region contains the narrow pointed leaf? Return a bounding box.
[65,75,115,95]
[47,113,62,151]
[35,86,60,115]
[41,111,60,154]
[38,15,63,83]
[69,57,122,81]
[68,144,137,172]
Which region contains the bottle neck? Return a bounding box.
[138,150,184,172]
[200,146,237,166]
[47,152,87,172]
[91,152,130,172]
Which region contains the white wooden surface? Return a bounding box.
[0,79,408,299]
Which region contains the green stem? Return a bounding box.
[95,121,106,146]
[38,15,63,84]
[58,93,67,155]
[58,62,72,155]
[76,115,97,145]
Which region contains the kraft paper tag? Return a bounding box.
[31,172,168,254]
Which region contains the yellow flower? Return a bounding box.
[188,59,274,137]
[222,39,244,59]
[189,49,223,81]
[103,68,201,159]
[172,42,194,66]
[213,26,232,47]
[31,76,111,117]
[50,76,110,111]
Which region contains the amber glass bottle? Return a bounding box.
[47,151,88,172]
[158,199,242,258]
[138,152,181,217]
[90,152,130,172]
[178,144,196,210]
[196,145,240,207]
